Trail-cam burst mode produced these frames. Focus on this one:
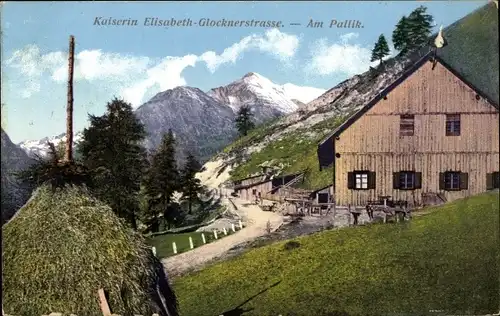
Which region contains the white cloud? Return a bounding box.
[306,32,391,77]
[122,55,199,106]
[200,28,299,72]
[5,28,300,106]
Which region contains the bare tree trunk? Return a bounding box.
[65,35,75,162]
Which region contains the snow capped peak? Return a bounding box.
[211,72,326,113]
[18,132,83,158]
[242,72,258,78]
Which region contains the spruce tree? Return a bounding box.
[370,34,390,65]
[392,6,434,55]
[180,152,203,214]
[392,16,410,54]
[235,105,255,137]
[143,129,179,231]
[79,98,147,230]
[406,6,434,50]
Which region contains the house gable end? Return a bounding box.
[316,52,498,169]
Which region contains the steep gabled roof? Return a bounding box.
[232,173,265,183]
[234,171,305,190]
[310,184,334,195]
[436,2,499,105]
[318,52,499,148]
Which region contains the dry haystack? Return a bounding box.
[2,184,178,316]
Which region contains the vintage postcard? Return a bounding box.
[1,1,499,316]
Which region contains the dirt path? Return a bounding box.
[161,197,283,277]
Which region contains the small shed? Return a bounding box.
[310,184,334,204]
[233,171,305,201]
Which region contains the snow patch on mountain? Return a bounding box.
[19,132,83,158]
[208,72,325,114]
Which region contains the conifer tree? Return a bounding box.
[79,98,147,230]
[180,152,203,214]
[392,16,411,54]
[392,6,434,55]
[370,34,390,65]
[143,129,180,231]
[406,6,434,49]
[235,105,255,137]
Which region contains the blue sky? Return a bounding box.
[1,1,486,143]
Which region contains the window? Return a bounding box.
[400,172,415,189]
[440,172,468,191]
[356,173,369,189]
[444,172,460,190]
[446,114,461,136]
[347,171,376,190]
[400,115,414,136]
[487,172,500,190]
[252,189,257,195]
[393,171,422,190]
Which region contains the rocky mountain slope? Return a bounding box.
[19,131,84,158]
[18,73,325,163]
[135,86,236,161]
[208,72,324,116]
[1,128,34,224]
[197,2,499,190]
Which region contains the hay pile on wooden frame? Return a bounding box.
[2,184,178,316]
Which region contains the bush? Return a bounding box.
[283,240,301,251]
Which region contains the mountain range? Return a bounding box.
[16,72,326,162]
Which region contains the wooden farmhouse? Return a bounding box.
[317,52,499,207]
[233,172,304,200]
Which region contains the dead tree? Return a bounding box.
[65,35,75,162]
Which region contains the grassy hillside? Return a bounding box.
[173,192,500,316]
[228,115,346,189]
[222,3,498,190]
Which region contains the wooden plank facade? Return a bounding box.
[318,54,499,207]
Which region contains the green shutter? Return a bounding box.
[439,173,445,190]
[414,172,422,189]
[486,173,494,190]
[347,172,355,189]
[393,172,400,189]
[368,172,376,189]
[460,173,469,190]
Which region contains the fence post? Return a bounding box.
[98,289,112,316]
[223,227,227,235]
[231,223,236,232]
[172,242,178,254]
[214,230,218,239]
[239,220,243,230]
[189,236,194,249]
[202,233,206,244]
